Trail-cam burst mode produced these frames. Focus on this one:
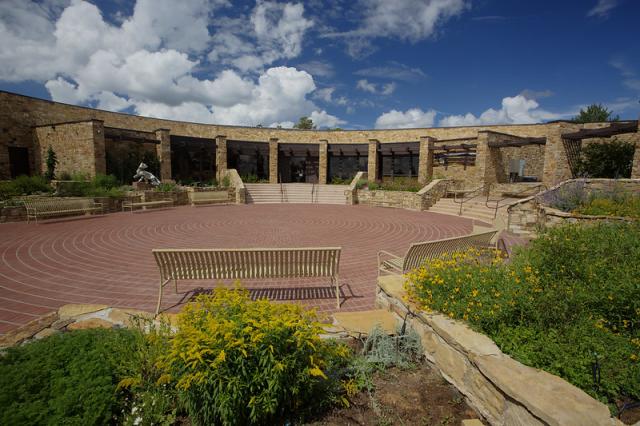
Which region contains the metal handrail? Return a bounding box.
[451,184,489,216]
[485,183,547,219]
[311,183,315,203]
[279,174,284,203]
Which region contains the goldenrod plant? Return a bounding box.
[164,287,350,425]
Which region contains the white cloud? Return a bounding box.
[381,82,396,95]
[375,108,437,129]
[211,1,313,72]
[519,89,554,100]
[587,0,618,18]
[327,0,468,57]
[356,79,377,94]
[438,95,561,127]
[297,60,334,78]
[356,79,396,95]
[355,62,426,82]
[314,87,335,103]
[610,57,640,92]
[310,110,346,128]
[0,0,344,128]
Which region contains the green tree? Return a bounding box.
[576,138,635,178]
[293,116,315,129]
[44,145,58,181]
[573,103,619,123]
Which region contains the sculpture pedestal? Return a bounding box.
[132,182,153,190]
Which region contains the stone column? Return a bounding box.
[631,140,640,179]
[0,144,9,179]
[318,139,328,184]
[368,139,379,182]
[269,137,278,184]
[92,120,106,176]
[475,131,490,186]
[418,136,435,184]
[154,128,171,181]
[541,123,580,186]
[215,135,227,182]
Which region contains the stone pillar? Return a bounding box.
[215,135,227,182]
[475,131,490,185]
[631,140,640,179]
[318,139,328,184]
[0,144,9,179]
[154,128,171,181]
[269,138,278,184]
[541,123,580,186]
[418,136,435,184]
[92,120,106,176]
[368,139,379,182]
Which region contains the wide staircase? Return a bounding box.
[428,197,520,227]
[245,183,348,204]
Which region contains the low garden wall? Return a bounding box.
[355,179,451,211]
[376,275,619,426]
[142,189,189,205]
[508,178,640,235]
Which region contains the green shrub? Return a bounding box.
[405,223,640,405]
[575,194,640,218]
[221,175,231,188]
[330,176,350,185]
[165,288,350,425]
[0,328,136,425]
[355,179,367,190]
[576,139,634,178]
[368,181,380,190]
[114,318,180,426]
[154,182,177,192]
[56,174,125,198]
[44,146,58,181]
[0,175,52,200]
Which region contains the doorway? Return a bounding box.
[9,147,30,178]
[278,144,319,183]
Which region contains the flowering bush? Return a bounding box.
[405,223,640,406]
[164,288,350,425]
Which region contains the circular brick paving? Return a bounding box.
[0,204,474,335]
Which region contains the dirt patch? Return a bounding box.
[308,363,482,425]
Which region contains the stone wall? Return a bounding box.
[3,91,638,188]
[32,120,105,178]
[0,91,578,180]
[356,189,426,210]
[142,190,189,205]
[507,178,640,235]
[376,276,619,426]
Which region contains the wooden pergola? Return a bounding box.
[432,138,477,170]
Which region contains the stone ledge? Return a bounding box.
[376,277,621,426]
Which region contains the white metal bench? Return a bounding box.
[122,199,173,212]
[23,198,103,223]
[189,190,230,206]
[152,247,342,314]
[377,229,498,276]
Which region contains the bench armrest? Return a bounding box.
[377,249,401,269]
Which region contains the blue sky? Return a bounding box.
[1,0,639,129]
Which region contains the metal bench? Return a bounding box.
[189,190,230,206]
[23,198,103,223]
[122,199,173,212]
[377,229,498,276]
[152,247,342,314]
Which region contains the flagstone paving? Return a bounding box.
[0,204,477,335]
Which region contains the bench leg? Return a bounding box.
[156,278,171,316]
[334,275,340,309]
[174,278,178,294]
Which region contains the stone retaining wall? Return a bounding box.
[356,188,425,210]
[142,190,189,205]
[508,178,640,235]
[376,276,620,426]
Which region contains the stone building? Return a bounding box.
[1,90,638,186]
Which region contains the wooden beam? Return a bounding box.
[562,121,638,140]
[487,138,546,148]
